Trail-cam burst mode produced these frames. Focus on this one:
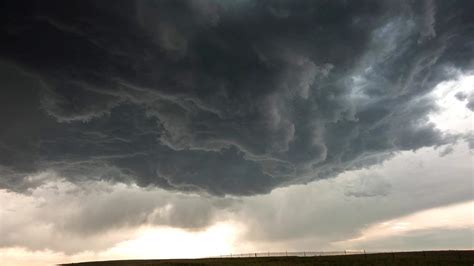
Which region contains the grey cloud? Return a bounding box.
[466,93,474,111]
[63,185,234,236]
[438,145,454,157]
[232,143,473,244]
[0,0,473,196]
[0,176,236,253]
[418,0,437,43]
[467,134,474,150]
[344,173,392,198]
[455,91,474,112]
[455,91,468,101]
[1,142,472,254]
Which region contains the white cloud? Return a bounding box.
[430,74,474,134]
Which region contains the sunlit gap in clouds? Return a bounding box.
[106,222,243,259]
[429,73,474,134]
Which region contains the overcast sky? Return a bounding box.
[0,1,473,265]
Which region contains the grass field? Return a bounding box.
[62,250,473,266]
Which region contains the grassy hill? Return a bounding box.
[62,250,473,266]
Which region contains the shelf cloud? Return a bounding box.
[0,0,473,196]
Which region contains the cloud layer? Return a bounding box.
[0,0,473,195]
[1,142,472,255]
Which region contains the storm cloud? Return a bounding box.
[1,0,473,196]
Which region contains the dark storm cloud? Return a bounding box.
[0,0,473,196]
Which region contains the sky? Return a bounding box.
[0,0,473,265]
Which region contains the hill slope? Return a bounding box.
[61,250,473,266]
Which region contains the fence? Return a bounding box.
[218,250,369,258]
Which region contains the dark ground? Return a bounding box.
[62,250,474,266]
